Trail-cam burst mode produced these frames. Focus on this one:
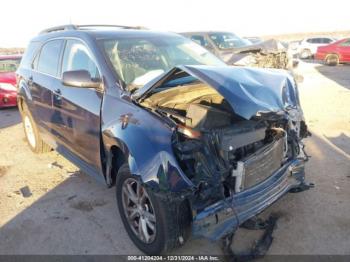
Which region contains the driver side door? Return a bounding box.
[56,39,104,175]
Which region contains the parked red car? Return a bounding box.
[0,55,22,107]
[316,38,350,66]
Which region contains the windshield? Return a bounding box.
[100,35,225,90]
[0,58,21,73]
[209,32,249,49]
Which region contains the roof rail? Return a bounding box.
[39,24,77,35]
[39,24,147,35]
[76,24,147,30]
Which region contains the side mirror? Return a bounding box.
[62,70,101,88]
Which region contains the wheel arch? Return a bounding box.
[324,53,340,65]
[108,143,134,186]
[325,52,340,59]
[103,137,139,187]
[17,78,33,114]
[17,95,24,114]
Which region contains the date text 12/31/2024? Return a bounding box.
[127,256,220,261]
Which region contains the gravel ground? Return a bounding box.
[0,61,349,255]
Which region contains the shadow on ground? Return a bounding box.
[324,133,350,155]
[299,58,319,64]
[0,172,139,255]
[0,107,21,128]
[315,64,350,90]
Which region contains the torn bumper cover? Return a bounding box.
[192,158,306,241]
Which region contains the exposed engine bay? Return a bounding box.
[140,79,308,210]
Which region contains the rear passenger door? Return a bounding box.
[30,39,64,143]
[57,39,103,172]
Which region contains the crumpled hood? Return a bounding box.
[237,39,287,53]
[134,65,300,120]
[219,39,289,65]
[220,39,287,56]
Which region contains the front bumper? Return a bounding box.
[192,158,306,240]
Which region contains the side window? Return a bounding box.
[20,41,40,69]
[306,38,314,43]
[340,39,350,47]
[314,38,322,44]
[62,40,100,79]
[190,35,208,47]
[0,58,21,73]
[323,38,332,44]
[37,40,63,77]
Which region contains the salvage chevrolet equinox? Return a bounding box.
[17,25,312,255]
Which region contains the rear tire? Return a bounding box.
[116,164,191,254]
[21,103,51,153]
[325,54,339,66]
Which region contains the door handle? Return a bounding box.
[53,88,62,106]
[28,76,33,85]
[53,88,61,95]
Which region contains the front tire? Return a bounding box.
[21,103,51,153]
[116,164,191,254]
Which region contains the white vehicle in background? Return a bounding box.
[288,40,301,57]
[298,37,337,59]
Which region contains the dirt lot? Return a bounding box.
[0,61,349,255]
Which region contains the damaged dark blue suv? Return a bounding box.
[16,25,311,255]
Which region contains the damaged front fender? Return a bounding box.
[101,94,194,192]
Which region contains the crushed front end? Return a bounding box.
[136,65,312,241]
[172,107,311,240]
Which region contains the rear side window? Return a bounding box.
[340,39,350,47]
[0,58,21,73]
[37,40,64,77]
[322,38,333,44]
[61,40,100,79]
[20,41,40,69]
[307,38,322,44]
[314,38,322,43]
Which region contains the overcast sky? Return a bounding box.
[1,0,349,47]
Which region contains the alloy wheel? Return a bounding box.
[121,178,157,244]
